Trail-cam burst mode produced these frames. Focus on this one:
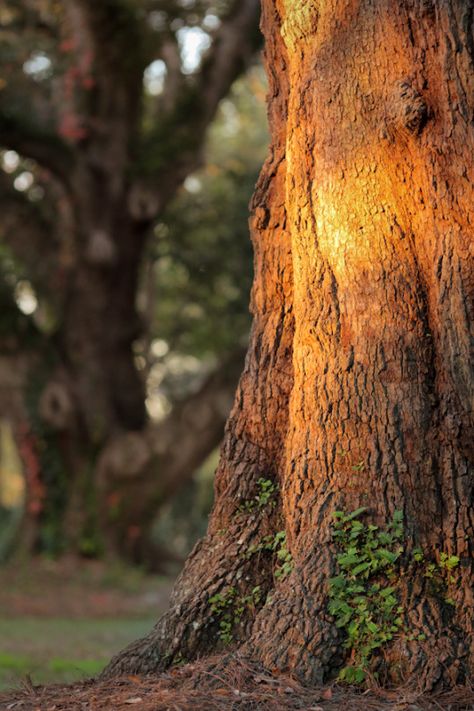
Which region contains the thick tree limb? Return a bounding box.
[63,0,149,80]
[0,173,60,290]
[61,0,150,180]
[0,112,74,184]
[196,0,262,126]
[148,346,247,501]
[0,0,57,39]
[164,0,262,134]
[133,0,262,213]
[98,346,247,563]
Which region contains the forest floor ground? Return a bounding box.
[0,559,473,710]
[0,558,173,689]
[1,657,473,710]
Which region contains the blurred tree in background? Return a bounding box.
[0,0,266,567]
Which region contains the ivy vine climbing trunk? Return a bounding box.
[103,0,474,690]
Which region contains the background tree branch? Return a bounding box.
[63,0,150,78]
[98,346,247,564]
[133,0,262,208]
[0,174,62,297]
[0,112,75,184]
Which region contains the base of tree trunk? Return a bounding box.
[102,508,473,691]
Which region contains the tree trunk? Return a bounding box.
[13,340,242,564]
[28,194,148,556]
[6,139,247,565]
[0,0,262,565]
[103,0,474,691]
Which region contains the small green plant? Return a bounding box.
[256,478,278,508]
[273,531,293,579]
[170,652,187,667]
[244,530,293,580]
[438,552,460,580]
[208,586,262,644]
[235,586,263,616]
[328,508,405,683]
[209,588,237,643]
[413,548,424,563]
[439,552,460,605]
[329,510,461,683]
[412,548,459,605]
[209,589,237,613]
[238,478,278,513]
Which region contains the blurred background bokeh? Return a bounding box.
[0,0,266,688]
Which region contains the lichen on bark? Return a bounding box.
[280,0,319,51]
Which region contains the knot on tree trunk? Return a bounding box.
[420,0,436,18]
[85,229,117,265]
[387,80,430,137]
[252,206,270,230]
[128,182,161,221]
[38,380,74,431]
[99,431,152,481]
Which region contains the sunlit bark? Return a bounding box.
[105,0,474,689]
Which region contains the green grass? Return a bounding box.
[0,651,104,689]
[0,617,155,689]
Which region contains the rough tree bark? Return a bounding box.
[104,0,474,690]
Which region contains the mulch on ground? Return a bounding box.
[1,656,473,711]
